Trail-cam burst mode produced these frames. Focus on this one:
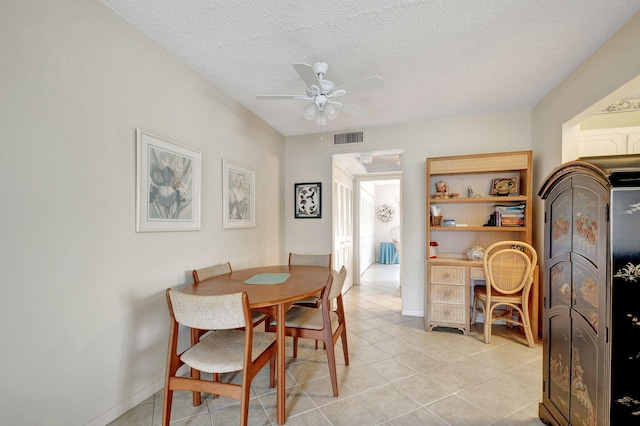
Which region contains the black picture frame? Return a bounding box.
[295,182,322,218]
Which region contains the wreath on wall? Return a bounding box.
[377,204,394,222]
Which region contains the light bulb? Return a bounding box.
[315,112,328,126]
[325,103,338,120]
[302,103,317,120]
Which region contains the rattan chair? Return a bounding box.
[288,253,332,308]
[268,266,349,396]
[471,241,537,348]
[162,290,276,426]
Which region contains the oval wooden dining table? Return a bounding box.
[181,264,332,425]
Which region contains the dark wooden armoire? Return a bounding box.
[538,155,640,426]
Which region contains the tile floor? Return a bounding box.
[110,263,544,426]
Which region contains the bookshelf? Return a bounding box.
[424,151,537,337]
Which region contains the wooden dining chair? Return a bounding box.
[190,262,268,405]
[269,266,349,397]
[163,290,276,426]
[471,241,537,348]
[193,262,267,329]
[288,253,332,308]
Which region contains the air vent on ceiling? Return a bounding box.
[333,131,364,146]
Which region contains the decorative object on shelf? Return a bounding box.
[431,215,442,226]
[429,241,438,258]
[443,219,456,227]
[466,242,485,261]
[136,129,201,232]
[432,192,460,199]
[223,159,255,229]
[377,204,394,222]
[294,182,322,218]
[467,186,473,198]
[490,177,519,195]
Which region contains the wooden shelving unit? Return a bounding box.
[424,151,537,338]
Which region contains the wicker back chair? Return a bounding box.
[471,241,537,348]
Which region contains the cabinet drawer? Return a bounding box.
[470,267,485,280]
[430,285,465,304]
[430,303,466,324]
[430,266,466,285]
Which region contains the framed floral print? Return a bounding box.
[222,159,255,229]
[295,182,322,218]
[136,129,201,232]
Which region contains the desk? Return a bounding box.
[182,264,331,425]
[379,242,399,264]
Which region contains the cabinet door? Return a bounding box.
[570,314,600,426]
[571,176,607,269]
[547,313,571,423]
[547,179,572,261]
[610,188,640,422]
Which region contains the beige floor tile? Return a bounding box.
[427,394,502,426]
[319,394,387,426]
[393,373,452,406]
[387,407,449,426]
[280,408,332,425]
[258,385,317,423]
[359,383,421,420]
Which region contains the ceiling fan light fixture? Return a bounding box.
[315,112,328,126]
[302,102,317,120]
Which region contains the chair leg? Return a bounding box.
[340,328,349,366]
[324,334,339,397]
[484,304,493,344]
[240,386,250,426]
[293,336,299,358]
[520,304,535,348]
[162,383,173,426]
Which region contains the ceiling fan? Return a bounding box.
[256,62,384,125]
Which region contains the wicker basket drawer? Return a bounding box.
[470,267,485,280]
[430,303,466,324]
[430,284,465,305]
[430,266,466,285]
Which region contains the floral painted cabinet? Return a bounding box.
[538,155,640,426]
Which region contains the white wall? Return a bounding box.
[285,111,532,316]
[0,1,284,424]
[532,13,640,260]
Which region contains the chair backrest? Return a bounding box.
[328,266,347,301]
[167,289,247,330]
[288,253,332,268]
[483,241,537,295]
[192,262,232,283]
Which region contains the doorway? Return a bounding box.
[331,149,403,300]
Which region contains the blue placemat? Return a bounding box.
[244,273,291,285]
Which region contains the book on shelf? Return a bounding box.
[494,203,525,227]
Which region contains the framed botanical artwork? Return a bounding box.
[136,129,201,232]
[490,177,519,195]
[222,159,255,229]
[295,182,322,218]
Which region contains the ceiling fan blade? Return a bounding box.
[256,95,311,100]
[293,63,323,90]
[340,102,368,118]
[335,76,384,96]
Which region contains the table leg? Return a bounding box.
[276,303,286,425]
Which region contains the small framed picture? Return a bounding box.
[222,160,255,229]
[295,182,322,218]
[490,177,519,195]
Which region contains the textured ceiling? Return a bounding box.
[100,1,640,137]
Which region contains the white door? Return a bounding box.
[333,169,353,292]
